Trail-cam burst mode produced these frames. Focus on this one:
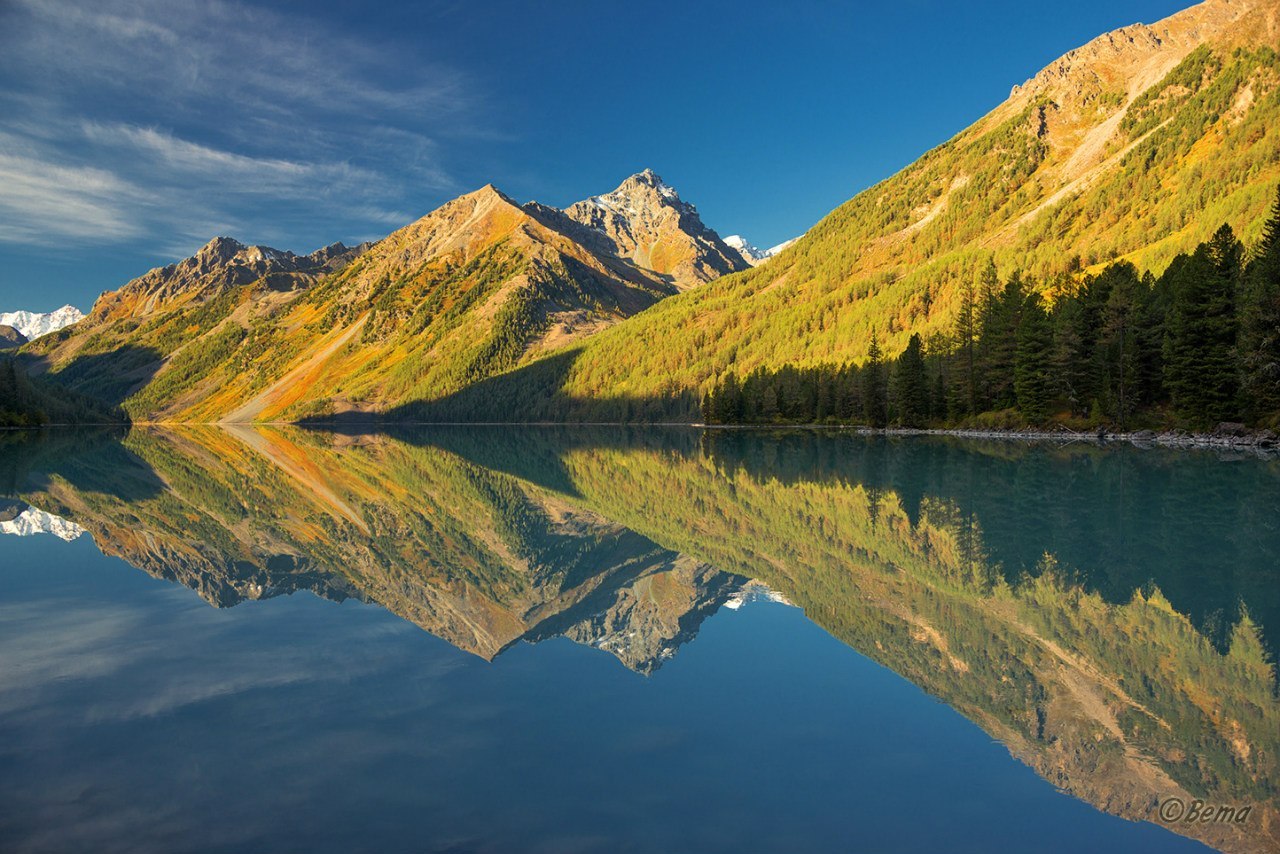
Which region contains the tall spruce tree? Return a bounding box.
[1241,186,1280,419]
[862,332,888,427]
[1164,225,1242,425]
[978,274,1025,410]
[1015,293,1055,422]
[891,333,929,427]
[954,276,980,415]
[1097,263,1147,427]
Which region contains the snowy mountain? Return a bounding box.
[723,235,800,267]
[0,305,85,340]
[0,502,86,542]
[722,235,768,264]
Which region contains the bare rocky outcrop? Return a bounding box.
[90,236,367,321]
[560,168,749,290]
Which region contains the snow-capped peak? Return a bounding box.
[765,237,799,257]
[723,234,801,267]
[0,504,86,542]
[0,305,85,340]
[723,235,768,263]
[722,580,795,611]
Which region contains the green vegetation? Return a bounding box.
[451,43,1280,422]
[0,356,126,427]
[125,323,247,418]
[703,191,1280,430]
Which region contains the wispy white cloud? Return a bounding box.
[0,136,147,244]
[0,0,487,254]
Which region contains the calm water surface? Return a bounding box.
[1,427,1276,853]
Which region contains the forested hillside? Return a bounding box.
[416,0,1280,426]
[0,356,126,427]
[703,190,1280,430]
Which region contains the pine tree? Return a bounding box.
[834,364,860,423]
[862,332,888,427]
[1051,294,1090,416]
[1015,293,1055,422]
[978,274,1026,410]
[891,333,929,427]
[1164,225,1242,425]
[1241,185,1280,419]
[954,276,979,415]
[1097,263,1146,427]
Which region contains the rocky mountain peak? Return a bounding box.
[1006,0,1256,109]
[586,169,690,216]
[89,236,364,321]
[194,236,248,264]
[561,170,748,290]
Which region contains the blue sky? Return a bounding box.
[0,0,1192,312]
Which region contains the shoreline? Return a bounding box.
[698,422,1280,455]
[6,420,1279,455]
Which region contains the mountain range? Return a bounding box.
[13,0,1280,424]
[20,170,746,421]
[722,234,800,266]
[0,305,83,341]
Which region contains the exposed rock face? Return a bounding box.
[561,169,749,290]
[543,556,746,674]
[1008,0,1263,106]
[0,305,83,340]
[90,237,367,321]
[996,0,1271,187]
[0,325,27,350]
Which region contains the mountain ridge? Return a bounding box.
[0,305,84,340]
[406,0,1280,423]
[24,171,743,422]
[23,0,1280,425]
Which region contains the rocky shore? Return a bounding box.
[863,422,1280,455]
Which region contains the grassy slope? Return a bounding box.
[26,189,674,423]
[474,39,1280,420]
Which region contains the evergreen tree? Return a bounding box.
[1241,185,1280,419]
[977,274,1025,410]
[1051,294,1090,416]
[1015,293,1055,422]
[1097,263,1147,427]
[836,364,861,423]
[954,275,980,415]
[862,332,888,427]
[1164,225,1242,425]
[891,333,929,427]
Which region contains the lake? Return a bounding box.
[1,426,1276,853]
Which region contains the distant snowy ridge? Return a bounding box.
[723,235,800,267]
[722,580,794,610]
[0,305,85,340]
[0,505,86,542]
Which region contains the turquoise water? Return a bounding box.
[1,427,1275,853]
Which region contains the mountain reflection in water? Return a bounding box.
[3,425,1277,853]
